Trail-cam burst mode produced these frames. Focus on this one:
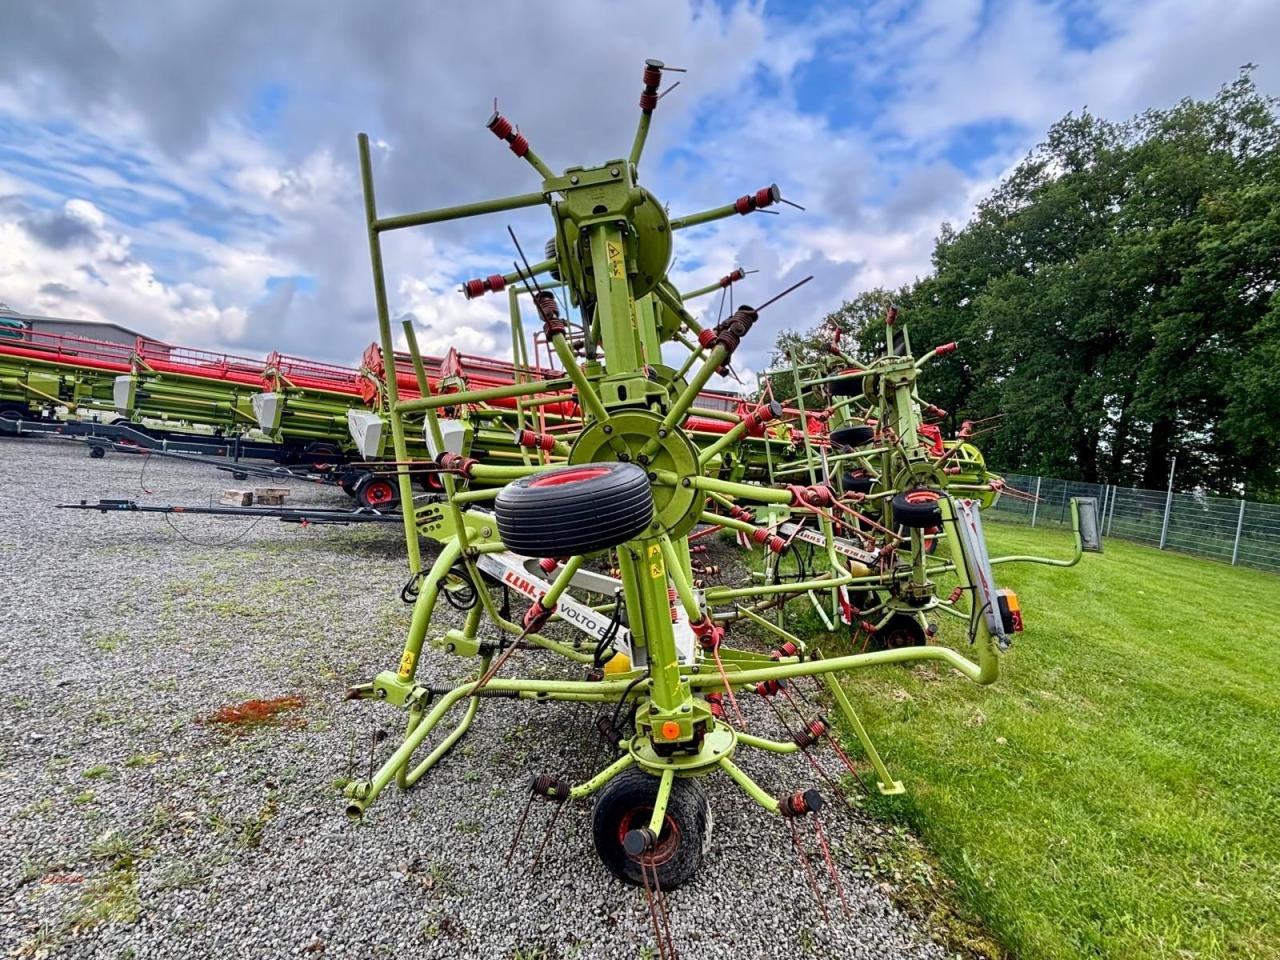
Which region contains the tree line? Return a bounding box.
[774,72,1280,500]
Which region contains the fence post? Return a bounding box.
[1159,457,1176,549]
[1231,499,1246,566]
[1106,484,1118,536]
[1099,483,1112,536]
[1030,476,1042,527]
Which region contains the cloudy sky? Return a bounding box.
[2,0,1277,384]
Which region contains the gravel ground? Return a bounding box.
[0,438,952,960]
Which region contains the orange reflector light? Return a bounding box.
[996,589,1024,633]
[660,721,681,740]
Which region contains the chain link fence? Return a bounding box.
[986,473,1280,573]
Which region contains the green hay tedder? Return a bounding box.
[341,61,1098,952]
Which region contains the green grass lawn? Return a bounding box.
[830,522,1280,959]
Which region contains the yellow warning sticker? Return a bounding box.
[607,241,624,279]
[647,544,661,558]
[649,561,664,579]
[398,650,416,678]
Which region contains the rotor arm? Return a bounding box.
[486,109,555,180]
[669,185,785,230]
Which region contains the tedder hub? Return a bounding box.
[338,59,1095,948]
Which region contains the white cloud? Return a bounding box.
[0,0,1276,378]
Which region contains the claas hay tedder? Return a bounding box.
[339,59,1097,951]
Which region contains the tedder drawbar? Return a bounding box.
[339,60,1098,953]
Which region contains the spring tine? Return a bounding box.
[822,728,874,797]
[529,801,566,874]
[640,857,670,960]
[813,815,850,918]
[653,856,677,960]
[790,816,829,922]
[505,789,537,867]
[344,730,358,780]
[764,696,845,801]
[712,644,747,729]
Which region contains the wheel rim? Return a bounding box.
[365,480,395,505]
[904,489,940,505]
[529,466,612,488]
[618,807,681,867]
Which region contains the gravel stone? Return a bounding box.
[0,438,950,959]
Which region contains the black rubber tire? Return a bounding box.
[892,488,944,528]
[88,445,106,459]
[876,613,926,650]
[495,462,653,558]
[841,472,875,495]
[829,424,875,448]
[829,371,865,397]
[303,441,343,464]
[544,237,562,280]
[354,474,400,510]
[592,768,710,890]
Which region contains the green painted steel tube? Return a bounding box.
[397,538,464,682]
[698,412,758,467]
[542,555,585,609]
[692,473,794,506]
[658,535,702,621]
[569,753,636,800]
[373,190,547,233]
[688,638,998,689]
[818,657,902,792]
[638,343,729,462]
[396,377,570,414]
[546,331,614,429]
[669,202,741,231]
[351,672,641,812]
[647,768,675,835]
[680,279,726,301]
[629,110,653,168]
[736,731,800,755]
[402,652,490,790]
[468,463,548,481]
[452,489,501,504]
[359,132,420,574]
[719,756,780,813]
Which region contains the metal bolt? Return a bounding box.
[658,429,668,438]
[603,425,613,433]
[611,167,620,176]
[481,527,492,537]
[570,175,579,184]
[682,478,692,487]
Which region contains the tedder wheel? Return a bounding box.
[892,488,944,528]
[302,441,343,464]
[354,474,400,510]
[828,369,865,397]
[494,462,654,558]
[829,424,875,448]
[592,768,710,890]
[876,613,926,650]
[88,445,106,459]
